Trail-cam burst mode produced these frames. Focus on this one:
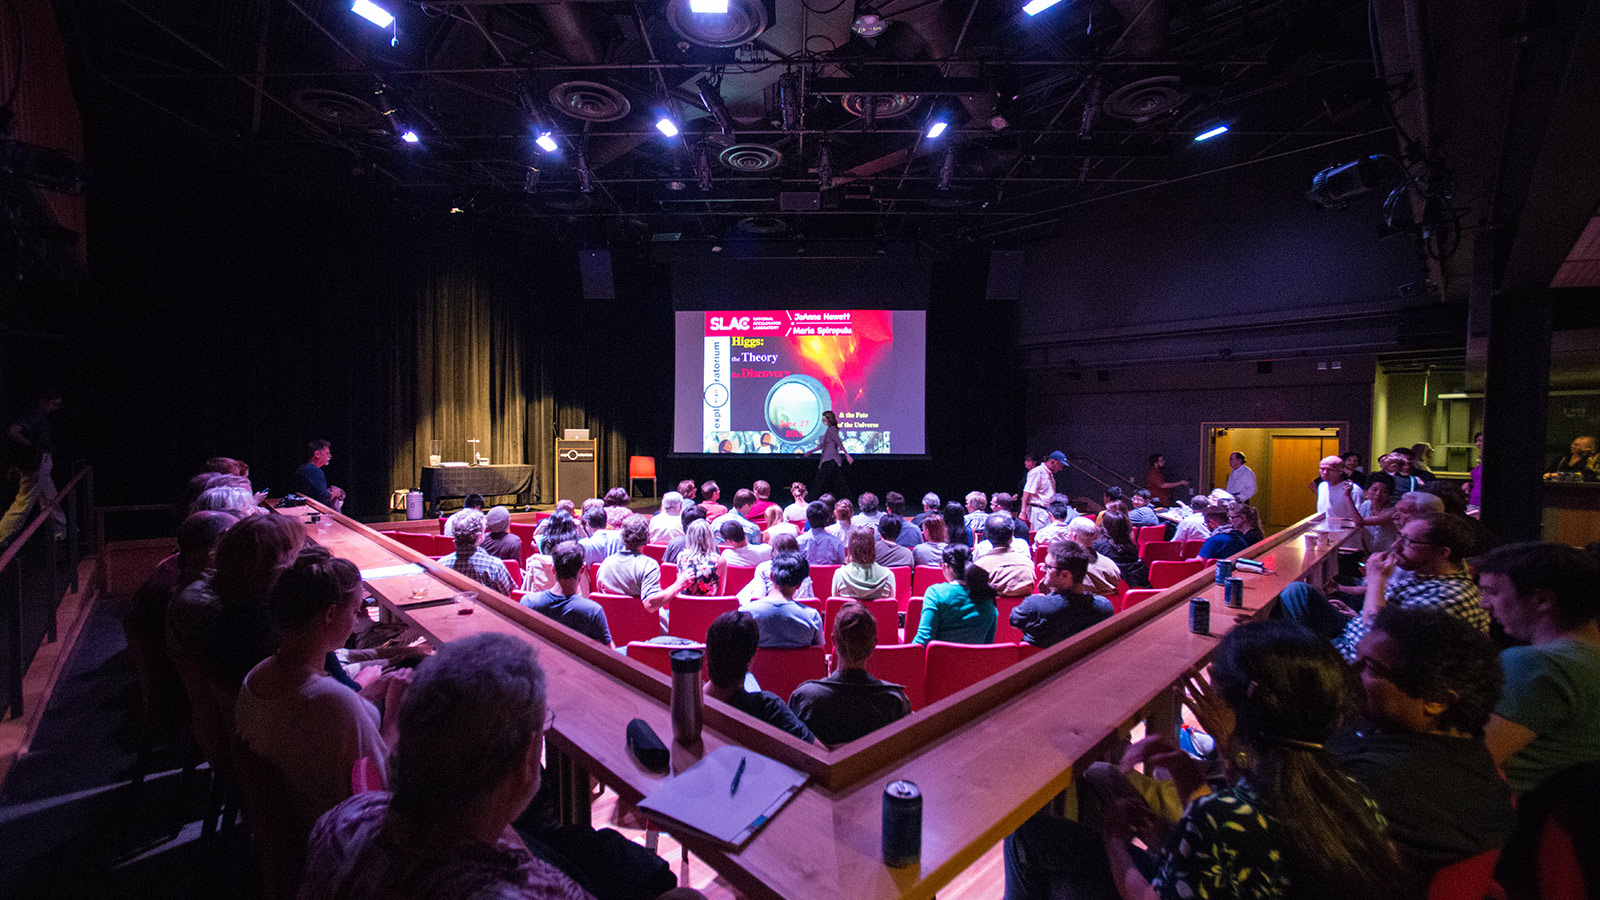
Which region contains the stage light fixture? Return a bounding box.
[778,72,802,133]
[695,143,714,192]
[851,12,887,36]
[576,149,595,193]
[1022,0,1064,16]
[1306,156,1382,209]
[351,0,394,27]
[523,166,540,193]
[400,129,420,144]
[655,116,681,137]
[696,76,737,137]
[817,143,833,190]
[925,119,948,139]
[1194,124,1230,142]
[936,147,955,190]
[536,131,559,153]
[689,0,729,11]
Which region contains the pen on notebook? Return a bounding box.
[730,755,747,796]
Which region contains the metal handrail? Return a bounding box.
[0,467,91,575]
[1065,453,1141,491]
[1,465,93,719]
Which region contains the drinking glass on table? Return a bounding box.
[454,590,478,614]
[408,574,431,601]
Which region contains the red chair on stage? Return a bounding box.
[911,564,948,597]
[866,643,927,710]
[809,564,841,596]
[391,531,435,556]
[824,598,900,646]
[1149,559,1207,589]
[642,543,668,562]
[995,596,1027,644]
[510,522,537,563]
[722,565,759,597]
[1135,525,1168,554]
[1141,540,1183,563]
[666,596,739,641]
[591,593,663,647]
[627,455,657,500]
[889,567,912,606]
[924,641,1021,705]
[626,641,705,679]
[749,646,828,702]
[1179,539,1206,559]
[1119,589,1163,613]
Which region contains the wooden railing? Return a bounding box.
[280,500,1351,900]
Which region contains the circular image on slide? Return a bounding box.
[764,374,830,445]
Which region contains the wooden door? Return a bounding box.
[1267,436,1335,529]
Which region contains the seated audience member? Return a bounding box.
[661,504,707,564]
[1473,541,1600,794]
[301,633,696,900]
[914,516,953,567]
[577,507,623,565]
[1230,503,1264,546]
[441,509,513,595]
[1096,487,1124,525]
[1010,542,1113,649]
[671,519,725,597]
[479,506,522,562]
[852,492,883,527]
[1032,498,1077,547]
[963,492,988,539]
[1343,451,1368,488]
[1092,512,1149,589]
[535,500,576,538]
[1359,474,1399,553]
[237,550,406,832]
[975,500,1032,558]
[1195,505,1245,560]
[874,517,915,568]
[797,500,847,564]
[762,505,797,541]
[913,492,941,527]
[1333,607,1513,887]
[204,456,248,476]
[698,480,727,519]
[597,514,670,611]
[1066,517,1123,596]
[783,482,809,523]
[129,510,236,639]
[1419,478,1468,518]
[748,480,777,521]
[738,552,822,648]
[943,501,973,548]
[719,518,772,568]
[1002,620,1406,900]
[913,545,998,645]
[833,527,895,601]
[193,478,264,518]
[703,612,814,742]
[292,439,346,509]
[828,498,855,538]
[524,541,613,644]
[1278,513,1487,664]
[523,511,584,593]
[789,602,911,746]
[714,489,764,546]
[1410,443,1437,482]
[975,513,1036,597]
[736,534,815,601]
[443,493,487,538]
[676,478,698,505]
[885,494,921,548]
[1172,496,1211,542]
[169,512,303,685]
[647,491,684,544]
[1126,489,1162,527]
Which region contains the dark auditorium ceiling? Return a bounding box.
[69,0,1400,244]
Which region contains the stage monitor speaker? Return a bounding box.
[579,249,615,299]
[986,251,1024,299]
[555,439,598,504]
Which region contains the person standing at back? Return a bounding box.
[0,388,66,545]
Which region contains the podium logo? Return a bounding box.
[560,449,595,461]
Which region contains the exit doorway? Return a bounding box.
[1204,423,1347,531]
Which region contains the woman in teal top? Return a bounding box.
[832,526,895,600]
[913,545,998,644]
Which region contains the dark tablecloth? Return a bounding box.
[421,465,536,513]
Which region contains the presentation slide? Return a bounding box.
[673,310,927,455]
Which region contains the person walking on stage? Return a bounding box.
[805,410,853,500]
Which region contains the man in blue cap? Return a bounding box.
[1022,450,1068,531]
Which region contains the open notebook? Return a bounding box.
[637,746,808,850]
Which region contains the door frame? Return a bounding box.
[1199,420,1350,495]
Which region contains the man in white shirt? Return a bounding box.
[1225,452,1257,503]
[1316,454,1365,580]
[1032,498,1077,547]
[1173,495,1212,541]
[647,491,685,543]
[577,507,624,564]
[1022,450,1068,530]
[718,519,772,568]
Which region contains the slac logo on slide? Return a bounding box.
[708,316,751,332]
[703,383,729,407]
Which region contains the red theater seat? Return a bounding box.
[509,522,537,564]
[1149,559,1207,589]
[750,646,828,702]
[626,641,704,679]
[911,564,948,597]
[924,641,1021,705]
[666,596,739,642]
[1119,589,1162,613]
[722,565,758,596]
[1136,525,1167,553]
[866,643,926,710]
[824,598,901,646]
[1141,540,1182,563]
[591,593,662,648]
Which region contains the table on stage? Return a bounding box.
[279,499,1352,900]
[419,464,535,515]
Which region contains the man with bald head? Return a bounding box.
[1317,454,1365,580]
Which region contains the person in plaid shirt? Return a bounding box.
[1278,513,1486,662]
[440,508,513,595]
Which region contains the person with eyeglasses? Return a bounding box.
[1276,513,1488,663]
[1010,541,1113,649]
